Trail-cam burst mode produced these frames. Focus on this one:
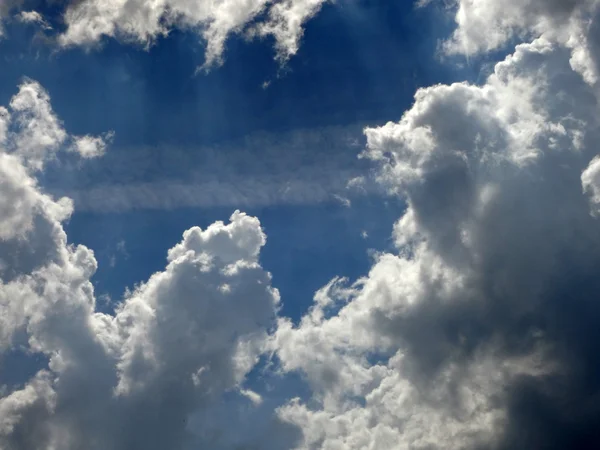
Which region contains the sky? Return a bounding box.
[2,0,600,449]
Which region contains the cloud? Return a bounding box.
[0,80,288,449]
[8,80,68,171]
[71,132,114,159]
[44,125,370,212]
[582,155,600,214]
[15,11,51,30]
[4,80,113,171]
[3,0,327,68]
[271,22,600,450]
[443,0,600,84]
[248,0,326,63]
[52,170,362,212]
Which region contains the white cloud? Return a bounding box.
[249,0,327,63]
[71,132,114,159]
[16,11,51,30]
[8,80,67,171]
[53,0,327,68]
[4,80,113,171]
[0,81,284,449]
[582,155,600,214]
[0,107,9,144]
[443,0,600,84]
[45,125,368,212]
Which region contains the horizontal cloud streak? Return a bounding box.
[54,174,358,212]
[44,126,378,212]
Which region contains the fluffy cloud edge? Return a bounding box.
[0,79,289,449]
[1,0,329,69]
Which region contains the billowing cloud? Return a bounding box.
[4,80,113,171]
[443,0,600,84]
[0,81,286,449]
[271,15,600,450]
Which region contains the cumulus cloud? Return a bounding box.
[0,81,286,449]
[271,17,600,450]
[3,80,113,171]
[443,0,600,84]
[8,81,67,171]
[71,132,114,159]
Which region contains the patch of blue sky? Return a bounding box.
[0,0,478,335]
[65,196,404,320]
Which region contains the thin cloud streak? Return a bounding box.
[44,125,382,212]
[54,172,361,212]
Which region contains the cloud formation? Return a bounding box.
[444,0,600,83]
[269,6,600,449]
[2,0,327,67]
[0,81,285,449]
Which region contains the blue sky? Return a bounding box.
[3,1,600,449]
[0,0,457,320]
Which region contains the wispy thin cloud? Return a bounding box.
[45,125,380,212]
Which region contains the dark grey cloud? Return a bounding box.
[271,16,600,448]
